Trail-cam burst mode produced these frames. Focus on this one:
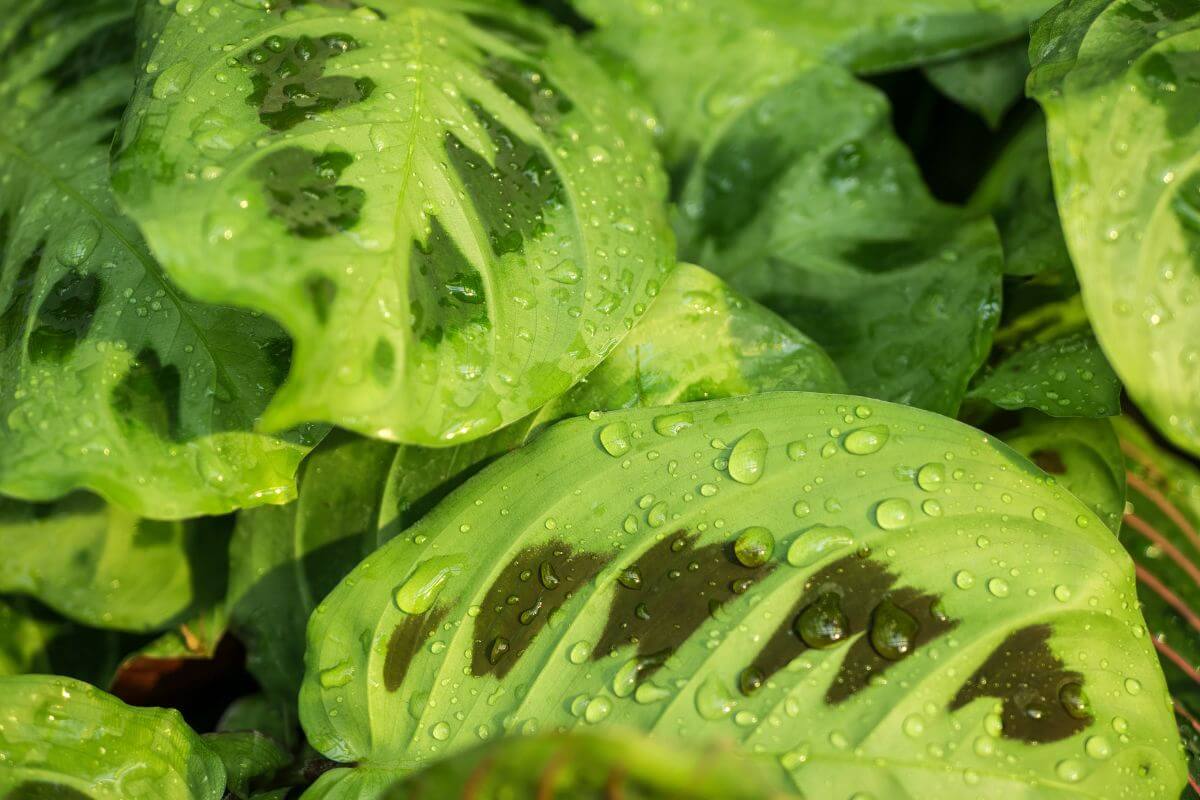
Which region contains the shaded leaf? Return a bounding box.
[924,38,1031,129]
[381,730,792,800]
[678,66,1002,416]
[0,596,133,686]
[969,297,1122,418]
[299,393,1183,798]
[1029,0,1200,455]
[0,674,225,799]
[0,495,230,632]
[204,731,290,800]
[0,0,320,519]
[113,0,674,446]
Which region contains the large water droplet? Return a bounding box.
[795,592,849,649]
[869,600,919,660]
[787,525,855,568]
[728,429,768,484]
[843,425,889,455]
[393,556,464,614]
[695,674,736,720]
[599,422,632,457]
[874,498,913,530]
[653,411,694,437]
[916,463,945,492]
[733,527,775,568]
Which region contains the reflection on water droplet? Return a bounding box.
[728,429,768,484]
[1085,735,1112,760]
[954,570,975,590]
[874,498,913,530]
[1060,681,1090,720]
[869,600,919,660]
[843,425,889,455]
[917,463,945,492]
[739,666,765,696]
[600,422,632,457]
[987,578,1010,598]
[795,592,848,649]
[733,527,775,567]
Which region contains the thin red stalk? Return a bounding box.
[1127,472,1200,555]
[1154,637,1200,685]
[1137,564,1200,634]
[1175,700,1200,733]
[1125,513,1200,588]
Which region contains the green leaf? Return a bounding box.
[299,392,1184,798]
[924,39,1031,129]
[1000,413,1126,534]
[1029,1,1200,456]
[0,495,230,632]
[203,732,290,800]
[968,114,1076,283]
[0,0,321,519]
[678,66,1003,416]
[380,731,791,800]
[113,0,674,447]
[0,597,132,685]
[0,674,226,799]
[218,694,300,753]
[575,0,1057,167]
[1115,416,1200,725]
[968,297,1122,418]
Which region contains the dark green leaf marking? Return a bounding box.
[750,555,958,705]
[28,271,101,363]
[949,624,1090,744]
[0,239,44,350]
[471,541,609,678]
[5,783,93,800]
[384,607,449,692]
[407,219,490,348]
[593,532,776,677]
[254,147,365,239]
[110,349,183,441]
[242,33,374,132]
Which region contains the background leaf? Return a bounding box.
[114,0,675,446]
[677,66,1002,416]
[0,597,133,685]
[300,392,1183,798]
[0,0,320,519]
[923,39,1030,129]
[0,495,230,632]
[1029,1,1200,456]
[0,674,226,799]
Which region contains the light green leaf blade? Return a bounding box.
[0,674,226,799]
[113,0,674,446]
[924,39,1030,129]
[0,495,229,632]
[299,392,1184,799]
[378,730,792,800]
[230,265,843,702]
[678,66,1003,416]
[0,0,321,519]
[1000,413,1126,534]
[1029,0,1200,455]
[968,297,1122,418]
[576,0,1057,167]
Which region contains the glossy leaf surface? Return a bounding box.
[1030,0,1200,455]
[0,0,319,519]
[300,393,1183,799]
[114,0,674,446]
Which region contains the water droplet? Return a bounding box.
[700,483,718,497]
[921,499,943,517]
[647,501,667,527]
[987,578,1010,598]
[653,411,694,436]
[618,567,643,590]
[869,600,919,660]
[843,425,889,455]
[634,682,671,704]
[583,696,611,724]
[728,429,768,484]
[916,463,945,492]
[539,562,560,590]
[1056,758,1086,783]
[1075,514,1090,528]
[431,721,451,741]
[318,661,353,689]
[393,556,464,614]
[787,525,854,568]
[874,498,913,530]
[488,637,510,664]
[1059,681,1090,720]
[58,222,101,267]
[902,714,925,737]
[739,666,765,696]
[1124,678,1141,695]
[1032,506,1048,522]
[568,641,591,664]
[695,674,737,720]
[1085,735,1112,760]
[793,500,811,517]
[1053,584,1071,602]
[733,527,775,568]
[599,422,632,457]
[786,441,807,460]
[954,570,975,590]
[795,592,849,649]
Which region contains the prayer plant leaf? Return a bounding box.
[923,39,1031,129]
[0,597,132,685]
[231,264,843,705]
[380,730,792,800]
[203,732,290,800]
[299,392,1184,800]
[677,66,1002,417]
[573,0,1057,167]
[968,297,1122,419]
[0,0,321,520]
[1029,0,1200,456]
[113,0,675,447]
[0,674,226,799]
[0,494,230,632]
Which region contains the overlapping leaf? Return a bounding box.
[1029,0,1200,455]
[924,39,1030,129]
[300,393,1183,799]
[573,0,1057,166]
[0,674,226,799]
[113,0,674,446]
[0,0,322,519]
[677,66,1002,416]
[0,494,229,632]
[0,597,131,685]
[230,265,843,704]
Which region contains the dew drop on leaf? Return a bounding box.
[869,600,919,660]
[732,526,774,567]
[728,428,768,484]
[795,592,849,649]
[842,425,889,455]
[599,421,632,457]
[393,556,464,614]
[874,498,913,530]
